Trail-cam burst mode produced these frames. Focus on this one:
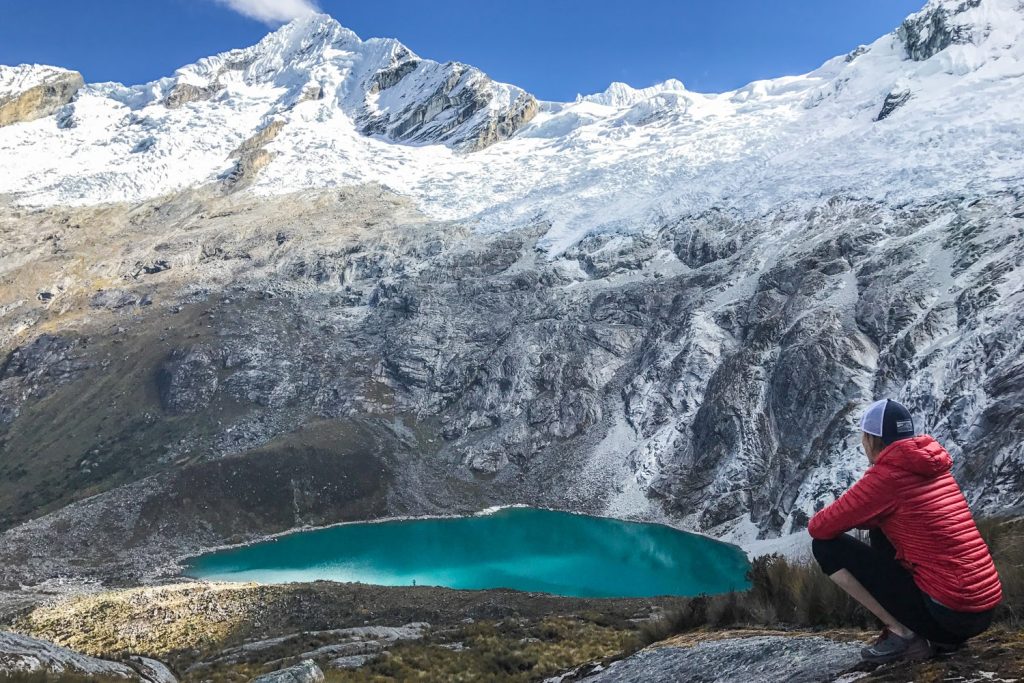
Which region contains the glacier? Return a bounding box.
[0,0,1021,256]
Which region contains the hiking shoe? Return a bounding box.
[861,631,934,663]
[867,627,891,647]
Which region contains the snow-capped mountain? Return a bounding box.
[2,0,1023,254]
[0,0,1022,574]
[0,13,537,203]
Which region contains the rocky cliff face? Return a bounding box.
[898,0,983,61]
[0,65,83,127]
[0,183,1020,581]
[356,53,538,151]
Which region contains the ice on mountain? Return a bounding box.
[577,78,688,107]
[0,0,1022,254]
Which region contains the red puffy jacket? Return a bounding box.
[808,434,1001,612]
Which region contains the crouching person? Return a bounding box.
[808,398,1001,663]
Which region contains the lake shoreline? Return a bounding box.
[184,507,752,599]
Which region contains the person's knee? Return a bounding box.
[811,537,838,558]
[811,538,827,561]
[811,538,841,575]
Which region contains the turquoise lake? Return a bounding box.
[185,507,750,598]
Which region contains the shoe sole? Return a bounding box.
[860,643,935,663]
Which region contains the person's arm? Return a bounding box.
[807,467,897,540]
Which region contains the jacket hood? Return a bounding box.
[876,434,952,476]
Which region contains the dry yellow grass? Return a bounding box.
[17,582,271,657]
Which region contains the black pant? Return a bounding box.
[812,529,994,645]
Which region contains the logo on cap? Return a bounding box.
[895,419,913,433]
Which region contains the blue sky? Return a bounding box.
[1,1,925,101]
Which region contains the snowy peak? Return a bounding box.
[247,12,362,68]
[0,64,77,99]
[578,79,688,107]
[89,13,364,110]
[191,12,361,86]
[78,13,537,151]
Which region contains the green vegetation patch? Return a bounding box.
[344,618,635,683]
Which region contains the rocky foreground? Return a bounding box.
[1,582,1022,682]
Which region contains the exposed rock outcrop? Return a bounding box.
[250,659,324,683]
[583,636,862,683]
[130,657,178,683]
[163,82,219,109]
[0,334,88,424]
[876,88,912,121]
[0,631,152,680]
[156,346,220,414]
[357,59,538,151]
[192,622,428,675]
[898,0,982,61]
[0,65,83,127]
[223,119,286,187]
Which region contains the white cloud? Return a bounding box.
[215,0,320,24]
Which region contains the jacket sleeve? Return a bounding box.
[807,467,897,540]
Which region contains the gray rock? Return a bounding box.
[296,641,385,659]
[91,289,140,309]
[897,0,981,61]
[129,656,178,683]
[209,622,428,668]
[583,636,862,683]
[327,654,375,669]
[876,89,912,121]
[0,631,138,679]
[156,346,220,414]
[0,334,87,423]
[250,659,324,683]
[163,82,219,109]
